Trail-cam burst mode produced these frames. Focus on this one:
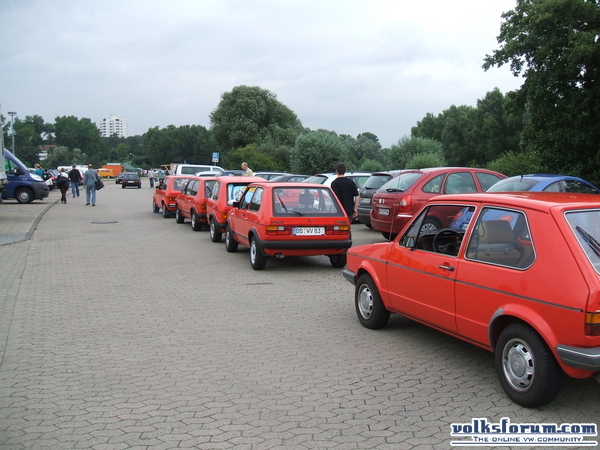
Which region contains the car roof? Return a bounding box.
[429,191,600,211]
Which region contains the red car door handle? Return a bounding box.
[438,264,455,271]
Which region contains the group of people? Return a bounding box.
[53,164,102,206]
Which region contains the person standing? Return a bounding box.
[147,169,155,188]
[330,163,359,220]
[55,168,70,204]
[34,164,45,179]
[83,164,101,206]
[241,162,254,177]
[68,165,82,197]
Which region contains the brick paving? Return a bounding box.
[0,183,599,449]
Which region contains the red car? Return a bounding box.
[343,192,600,407]
[152,175,190,218]
[205,176,265,242]
[175,176,218,230]
[370,167,505,239]
[225,182,352,270]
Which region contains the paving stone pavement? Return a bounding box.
[0,183,599,450]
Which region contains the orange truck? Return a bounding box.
[100,165,125,178]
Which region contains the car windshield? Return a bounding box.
[565,209,600,273]
[302,175,328,184]
[272,187,345,217]
[378,172,422,193]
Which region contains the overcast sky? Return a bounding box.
[0,0,522,148]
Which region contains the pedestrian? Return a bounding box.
[68,165,82,198]
[83,164,101,206]
[55,167,70,204]
[241,162,254,176]
[34,163,45,179]
[147,169,155,188]
[330,163,359,220]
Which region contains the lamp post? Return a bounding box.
[7,111,16,156]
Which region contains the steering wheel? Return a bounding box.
[432,229,464,256]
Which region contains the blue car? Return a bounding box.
[450,174,600,230]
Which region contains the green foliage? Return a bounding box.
[405,152,446,170]
[359,158,385,172]
[54,116,104,166]
[222,144,285,172]
[290,130,345,175]
[387,136,444,169]
[483,0,600,181]
[486,151,541,177]
[143,124,216,168]
[209,85,302,154]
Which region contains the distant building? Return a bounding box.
[38,145,56,161]
[98,114,128,138]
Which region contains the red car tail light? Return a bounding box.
[585,312,600,336]
[398,194,412,212]
[326,225,351,235]
[266,226,292,236]
[199,204,207,210]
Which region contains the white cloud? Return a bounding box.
[0,0,521,148]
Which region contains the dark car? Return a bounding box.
[357,171,403,228]
[121,172,141,189]
[115,173,126,184]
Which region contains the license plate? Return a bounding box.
[360,197,370,204]
[378,208,390,216]
[293,227,325,236]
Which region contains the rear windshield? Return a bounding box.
[487,177,539,192]
[170,178,189,191]
[362,174,393,190]
[565,209,600,274]
[303,175,328,184]
[227,183,251,205]
[123,173,138,180]
[272,186,345,217]
[378,172,422,193]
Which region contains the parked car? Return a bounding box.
[206,176,264,242]
[115,173,126,184]
[254,171,288,180]
[175,176,218,230]
[269,174,311,182]
[357,171,403,228]
[343,192,600,407]
[2,149,49,203]
[370,167,505,240]
[225,182,352,269]
[487,174,600,194]
[152,175,190,218]
[121,172,141,189]
[303,172,372,189]
[451,174,600,230]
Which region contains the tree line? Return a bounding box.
[3,0,598,182]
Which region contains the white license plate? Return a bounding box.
[378,208,390,216]
[360,197,370,204]
[293,227,325,236]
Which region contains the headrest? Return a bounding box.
[478,220,515,244]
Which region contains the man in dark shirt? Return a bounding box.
[68,165,82,198]
[331,163,359,219]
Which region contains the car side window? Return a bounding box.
[400,204,469,255]
[239,187,255,210]
[249,188,263,211]
[444,173,476,194]
[563,180,599,194]
[476,172,503,191]
[189,180,198,196]
[422,174,444,194]
[466,207,533,269]
[211,181,221,200]
[205,180,216,198]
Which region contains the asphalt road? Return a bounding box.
[1,182,599,449]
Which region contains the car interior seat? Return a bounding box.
[468,220,522,266]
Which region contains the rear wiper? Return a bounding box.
[386,188,404,193]
[576,226,600,257]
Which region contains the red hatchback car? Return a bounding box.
[152,175,190,218]
[370,167,505,239]
[205,176,265,242]
[225,182,352,270]
[344,192,600,407]
[175,176,218,231]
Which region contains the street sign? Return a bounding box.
[212,152,219,163]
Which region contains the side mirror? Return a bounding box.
[232,201,240,208]
[12,167,23,175]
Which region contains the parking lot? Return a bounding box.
[1,182,599,449]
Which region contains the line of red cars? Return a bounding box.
[152,169,600,408]
[152,174,353,270]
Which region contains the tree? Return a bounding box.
[290,130,345,175]
[54,116,104,166]
[387,136,445,169]
[483,0,600,181]
[209,85,302,154]
[143,125,216,168]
